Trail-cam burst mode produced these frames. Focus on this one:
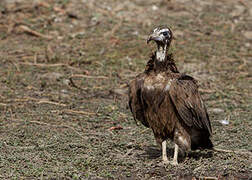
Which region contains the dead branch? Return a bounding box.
[70,74,108,79]
[213,147,252,156]
[199,88,215,93]
[37,100,67,107]
[19,62,65,67]
[19,25,53,40]
[69,77,86,90]
[69,74,108,90]
[63,109,97,116]
[109,125,123,131]
[19,62,81,72]
[197,177,218,180]
[5,97,67,107]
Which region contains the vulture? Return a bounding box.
[128,25,213,165]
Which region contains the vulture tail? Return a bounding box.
[191,130,213,150]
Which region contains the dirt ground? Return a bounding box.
[0,0,251,179]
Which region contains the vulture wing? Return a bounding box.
[169,75,212,135]
[128,73,149,127]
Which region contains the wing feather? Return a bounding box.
[169,75,212,135]
[128,74,149,127]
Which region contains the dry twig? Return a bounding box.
[19,25,53,40]
[109,125,123,131]
[197,177,218,180]
[37,100,67,107]
[63,109,97,116]
[69,74,108,90]
[199,88,215,93]
[213,147,252,156]
[69,77,86,90]
[5,97,67,107]
[19,62,81,72]
[70,74,108,79]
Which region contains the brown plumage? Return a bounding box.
[128,25,213,165]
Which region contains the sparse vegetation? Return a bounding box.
[0,0,251,179]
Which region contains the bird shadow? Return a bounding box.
[138,145,172,160]
[187,150,213,161]
[138,145,213,162]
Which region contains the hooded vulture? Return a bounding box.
[128,25,213,165]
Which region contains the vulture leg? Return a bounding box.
[172,144,179,165]
[162,141,169,163]
[161,141,179,165]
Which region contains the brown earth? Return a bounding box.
[0,0,251,179]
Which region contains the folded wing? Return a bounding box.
[128,74,149,127]
[169,75,212,135]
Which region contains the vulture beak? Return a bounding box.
[147,33,162,44]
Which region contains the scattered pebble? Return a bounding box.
[210,108,224,114]
[244,31,252,40]
[231,5,245,17]
[126,56,132,66]
[245,43,250,47]
[60,89,68,94]
[152,5,158,11]
[62,79,70,85]
[219,119,229,125]
[132,31,139,36]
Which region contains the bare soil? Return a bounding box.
[0,0,251,179]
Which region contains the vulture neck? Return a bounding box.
[151,44,179,73]
[156,44,167,62]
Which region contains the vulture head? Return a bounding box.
[147,25,173,61]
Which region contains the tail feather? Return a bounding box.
[191,130,213,150]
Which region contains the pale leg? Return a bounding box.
[162,140,168,163]
[172,144,179,165]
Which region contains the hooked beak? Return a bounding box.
[147,33,162,44]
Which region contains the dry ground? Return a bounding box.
[0,0,251,179]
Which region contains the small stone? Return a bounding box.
[231,5,245,17]
[244,31,252,40]
[61,89,68,94]
[152,5,158,11]
[219,119,229,125]
[245,43,250,47]
[210,108,224,113]
[62,79,70,85]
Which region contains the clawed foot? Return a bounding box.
[170,160,178,166]
[159,159,178,166]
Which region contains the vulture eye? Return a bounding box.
[162,32,168,36]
